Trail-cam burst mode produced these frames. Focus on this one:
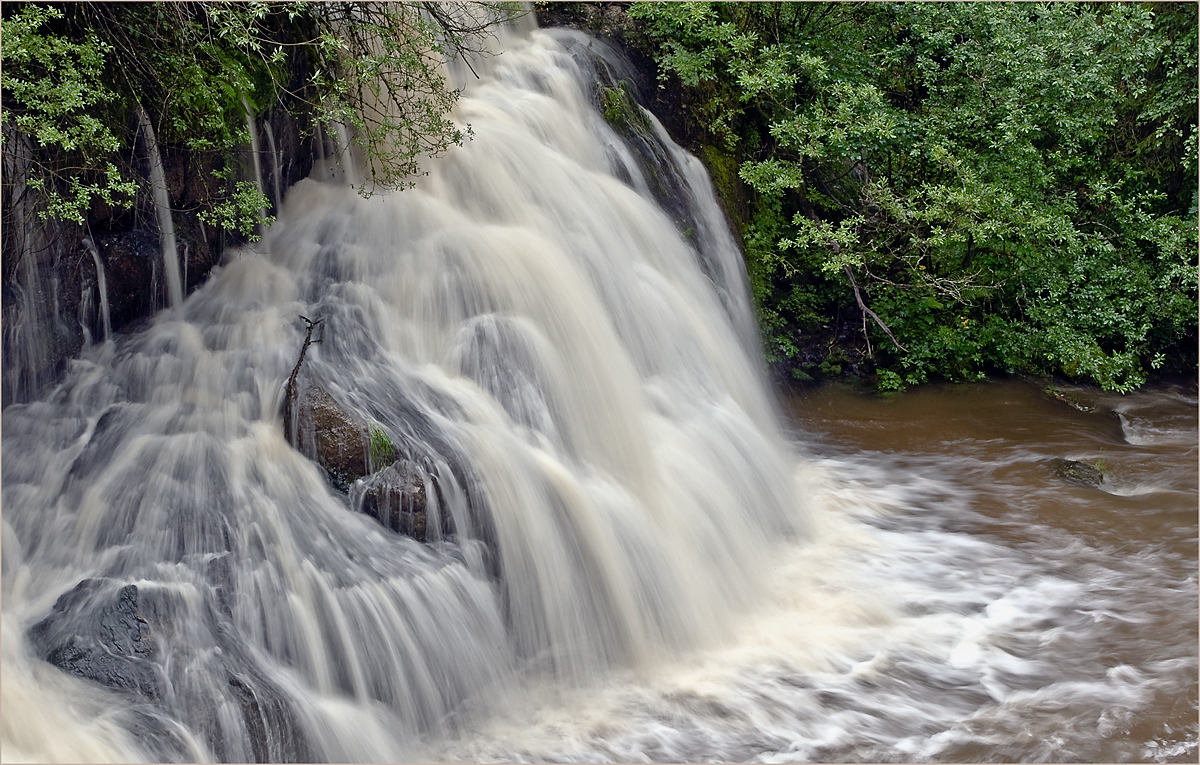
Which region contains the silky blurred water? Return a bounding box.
[2,24,800,762]
[428,380,1197,764]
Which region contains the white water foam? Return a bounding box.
[430,447,1197,763]
[2,25,804,761]
[2,22,1194,764]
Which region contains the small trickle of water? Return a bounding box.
[83,237,112,343]
[263,120,283,212]
[243,96,269,236]
[332,122,360,188]
[137,107,183,308]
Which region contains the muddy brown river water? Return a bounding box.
[1,17,1193,761]
[778,378,1198,762]
[432,378,1197,763]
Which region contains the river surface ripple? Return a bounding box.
[433,378,1197,764]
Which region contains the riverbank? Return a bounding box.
[536,2,1199,395]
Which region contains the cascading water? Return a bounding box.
[332,122,361,189]
[2,23,803,762]
[263,121,284,213]
[2,124,65,407]
[4,21,1195,765]
[243,97,269,236]
[82,238,113,344]
[137,107,184,309]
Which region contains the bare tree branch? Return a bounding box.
[843,265,906,354]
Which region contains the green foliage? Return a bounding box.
[368,421,395,471]
[600,85,626,126]
[2,2,514,237]
[600,85,626,125]
[1,4,137,223]
[632,1,1198,391]
[197,178,273,239]
[302,3,482,191]
[599,80,654,141]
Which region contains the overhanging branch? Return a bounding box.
[843,265,906,354]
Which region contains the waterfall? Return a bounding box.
[314,119,327,166]
[243,96,269,235]
[137,107,183,308]
[82,238,112,343]
[263,120,283,212]
[1,25,806,762]
[332,121,360,188]
[2,125,54,405]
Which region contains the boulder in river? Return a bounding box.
[28,579,161,700]
[285,378,379,492]
[283,376,449,544]
[352,459,439,542]
[1050,458,1105,487]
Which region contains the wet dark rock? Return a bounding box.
[1042,384,1129,444]
[93,229,164,328]
[115,710,195,763]
[353,459,440,541]
[28,579,161,700]
[30,576,315,761]
[2,96,316,408]
[1051,458,1105,487]
[536,2,644,40]
[206,553,236,619]
[225,671,313,763]
[1044,384,1097,412]
[284,377,372,492]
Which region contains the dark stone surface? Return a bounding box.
[225,671,313,763]
[93,229,161,329]
[355,459,437,541]
[28,579,161,700]
[1051,458,1105,487]
[2,92,315,408]
[28,574,315,762]
[284,376,371,492]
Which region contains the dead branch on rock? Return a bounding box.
[284,315,324,440]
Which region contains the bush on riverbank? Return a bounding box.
[628,2,1198,392]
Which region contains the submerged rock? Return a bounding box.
[28,579,160,699]
[284,378,375,492]
[1051,458,1105,487]
[353,459,439,542]
[29,577,313,762]
[225,671,313,763]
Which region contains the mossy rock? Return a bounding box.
[285,379,374,492]
[698,144,746,234]
[1050,458,1104,487]
[599,80,653,137]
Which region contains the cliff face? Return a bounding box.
[1,107,314,408]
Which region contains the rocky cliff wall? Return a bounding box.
[1,107,314,407]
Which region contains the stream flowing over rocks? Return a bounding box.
[2,18,1195,765]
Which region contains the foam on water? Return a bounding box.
[2,25,802,761]
[430,438,1197,763]
[2,21,1194,764]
